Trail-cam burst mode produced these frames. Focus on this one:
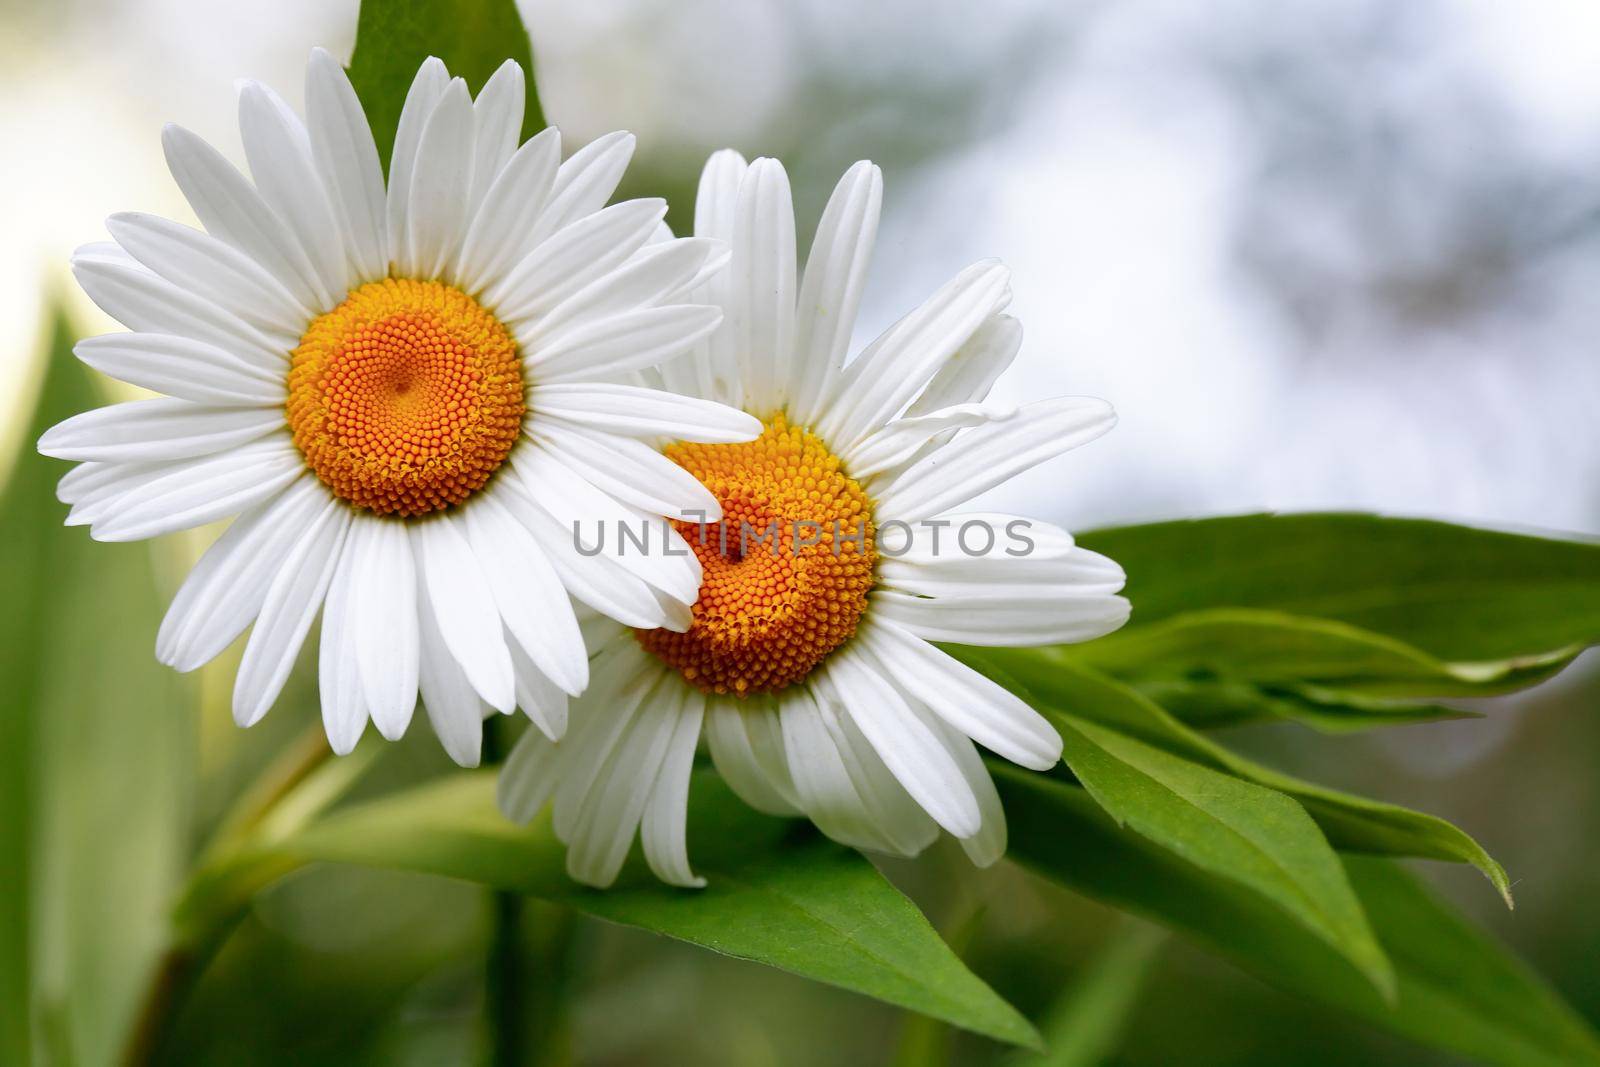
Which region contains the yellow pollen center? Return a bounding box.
[287,278,524,516]
[637,414,878,696]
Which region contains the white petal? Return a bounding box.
[525,131,636,247]
[487,198,666,324]
[237,81,348,303]
[905,313,1021,416]
[71,251,287,368]
[105,212,307,338]
[730,158,797,413]
[566,673,682,888]
[460,492,588,695]
[387,57,450,271]
[87,437,305,542]
[684,148,749,406]
[532,420,719,520]
[156,474,325,670]
[306,46,389,281]
[552,652,659,838]
[845,402,1002,482]
[403,78,475,279]
[160,123,327,309]
[779,688,884,854]
[498,724,561,822]
[817,260,1012,450]
[348,517,420,737]
[535,237,723,339]
[509,640,570,741]
[455,128,561,294]
[530,304,722,385]
[870,588,1132,647]
[318,536,370,754]
[233,497,352,726]
[507,446,702,607]
[39,398,282,463]
[529,383,760,443]
[413,514,516,712]
[73,333,284,406]
[704,695,800,815]
[467,60,525,215]
[880,531,1125,599]
[788,160,881,426]
[641,687,706,887]
[495,466,679,628]
[874,396,1116,522]
[859,620,1062,770]
[823,649,981,838]
[922,709,1008,867]
[416,571,488,766]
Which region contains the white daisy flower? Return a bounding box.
[497,152,1130,887]
[38,51,761,766]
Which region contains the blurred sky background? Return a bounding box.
[3,1,1598,1063]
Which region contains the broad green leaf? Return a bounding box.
[1138,676,1476,733]
[956,648,1510,902]
[1052,716,1395,999]
[262,771,1040,1048]
[1018,922,1167,1067]
[0,314,191,1067]
[347,0,545,167]
[995,769,1600,1067]
[1078,513,1600,663]
[1073,608,1572,700]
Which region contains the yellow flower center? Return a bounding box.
[637,414,878,696]
[287,278,525,516]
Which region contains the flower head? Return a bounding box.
[498,152,1130,887]
[39,51,761,764]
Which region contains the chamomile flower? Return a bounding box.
[498,152,1129,887]
[39,51,759,764]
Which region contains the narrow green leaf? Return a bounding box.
[1138,676,1477,733]
[1078,513,1600,664]
[956,648,1510,903]
[1053,716,1396,1000]
[0,312,191,1067]
[995,770,1600,1067]
[1072,608,1573,699]
[1017,922,1167,1067]
[267,771,1040,1049]
[346,0,545,167]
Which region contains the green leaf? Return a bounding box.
[1017,922,1167,1067]
[995,769,1600,1067]
[1073,608,1572,700]
[1052,715,1396,1000]
[346,0,545,167]
[1137,676,1477,733]
[1078,513,1600,664]
[955,648,1510,903]
[261,770,1040,1049]
[0,312,191,1067]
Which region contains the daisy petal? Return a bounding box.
[413,513,516,712]
[526,131,636,246]
[156,474,325,671]
[510,640,570,741]
[533,420,720,520]
[488,198,666,324]
[86,437,304,542]
[906,313,1022,416]
[860,620,1062,770]
[39,399,282,463]
[641,688,707,888]
[730,157,796,412]
[319,539,370,754]
[237,80,348,302]
[417,575,488,767]
[233,497,352,727]
[779,687,885,854]
[467,59,524,215]
[498,724,561,823]
[682,148,748,406]
[871,587,1132,647]
[455,128,560,294]
[536,237,724,338]
[530,382,759,443]
[73,333,283,406]
[874,396,1117,522]
[348,517,420,737]
[788,160,881,426]
[529,304,723,384]
[306,46,389,281]
[386,56,450,269]
[160,123,327,309]
[704,695,800,815]
[404,78,475,279]
[106,212,307,338]
[823,648,981,838]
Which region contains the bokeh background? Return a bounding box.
[2,1,1597,1064]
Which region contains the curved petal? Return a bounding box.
[73,333,285,406]
[348,517,420,737]
[386,56,450,270]
[413,513,516,712]
[870,587,1132,647]
[416,569,488,766]
[488,198,666,325]
[306,46,389,281]
[39,398,283,464]
[86,437,305,542]
[730,158,796,412]
[529,382,761,443]
[641,687,706,887]
[403,78,475,279]
[525,131,635,247]
[319,535,371,754]
[456,128,560,294]
[531,420,720,520]
[467,59,525,215]
[704,694,800,816]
